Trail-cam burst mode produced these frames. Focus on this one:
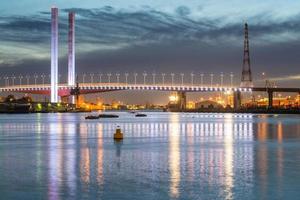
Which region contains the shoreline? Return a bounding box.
[1,109,300,114]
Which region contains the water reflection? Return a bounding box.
[168,114,181,198]
[80,124,90,185]
[65,120,76,198]
[36,113,42,186]
[186,123,194,182]
[97,123,104,186]
[0,113,300,199]
[224,114,234,200]
[48,121,63,200]
[114,140,123,170]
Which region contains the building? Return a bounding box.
[195,100,223,109]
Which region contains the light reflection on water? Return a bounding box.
[224,114,234,200]
[0,112,300,199]
[169,114,180,198]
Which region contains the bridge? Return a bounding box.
[2,82,300,109]
[1,7,300,110]
[0,83,252,95]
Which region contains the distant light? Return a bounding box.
[169,94,178,102]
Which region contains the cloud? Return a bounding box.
[0,5,300,88]
[1,6,300,49]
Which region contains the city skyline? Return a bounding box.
[1,1,300,88]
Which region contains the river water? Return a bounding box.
[0,112,300,200]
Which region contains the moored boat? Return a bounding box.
[135,113,147,117]
[85,115,100,119]
[99,114,119,118]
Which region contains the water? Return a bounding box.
[0,112,300,200]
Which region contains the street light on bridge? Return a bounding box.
[180,73,184,86]
[11,75,16,86]
[107,73,112,83]
[4,76,9,87]
[262,72,267,87]
[19,75,23,85]
[210,73,214,87]
[200,73,204,86]
[220,73,224,87]
[143,72,147,85]
[41,74,46,86]
[82,73,86,83]
[230,73,234,87]
[34,74,38,86]
[161,73,166,85]
[171,73,175,86]
[90,73,94,83]
[98,73,103,83]
[152,73,156,85]
[134,73,138,85]
[58,74,61,84]
[190,72,194,86]
[116,73,120,84]
[26,75,30,85]
[125,73,129,85]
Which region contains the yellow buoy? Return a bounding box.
[114,127,123,140]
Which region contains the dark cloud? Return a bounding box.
[1,6,300,45]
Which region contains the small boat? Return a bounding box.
[99,114,119,118]
[129,110,136,114]
[135,113,147,117]
[85,115,100,119]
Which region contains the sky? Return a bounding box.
[1,0,300,103]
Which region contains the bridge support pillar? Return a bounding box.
[268,90,273,109]
[177,91,186,111]
[233,91,242,110]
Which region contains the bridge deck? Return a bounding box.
[0,83,250,92]
[1,83,299,96]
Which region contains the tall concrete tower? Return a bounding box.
[240,23,253,88]
[68,12,75,86]
[51,7,59,102]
